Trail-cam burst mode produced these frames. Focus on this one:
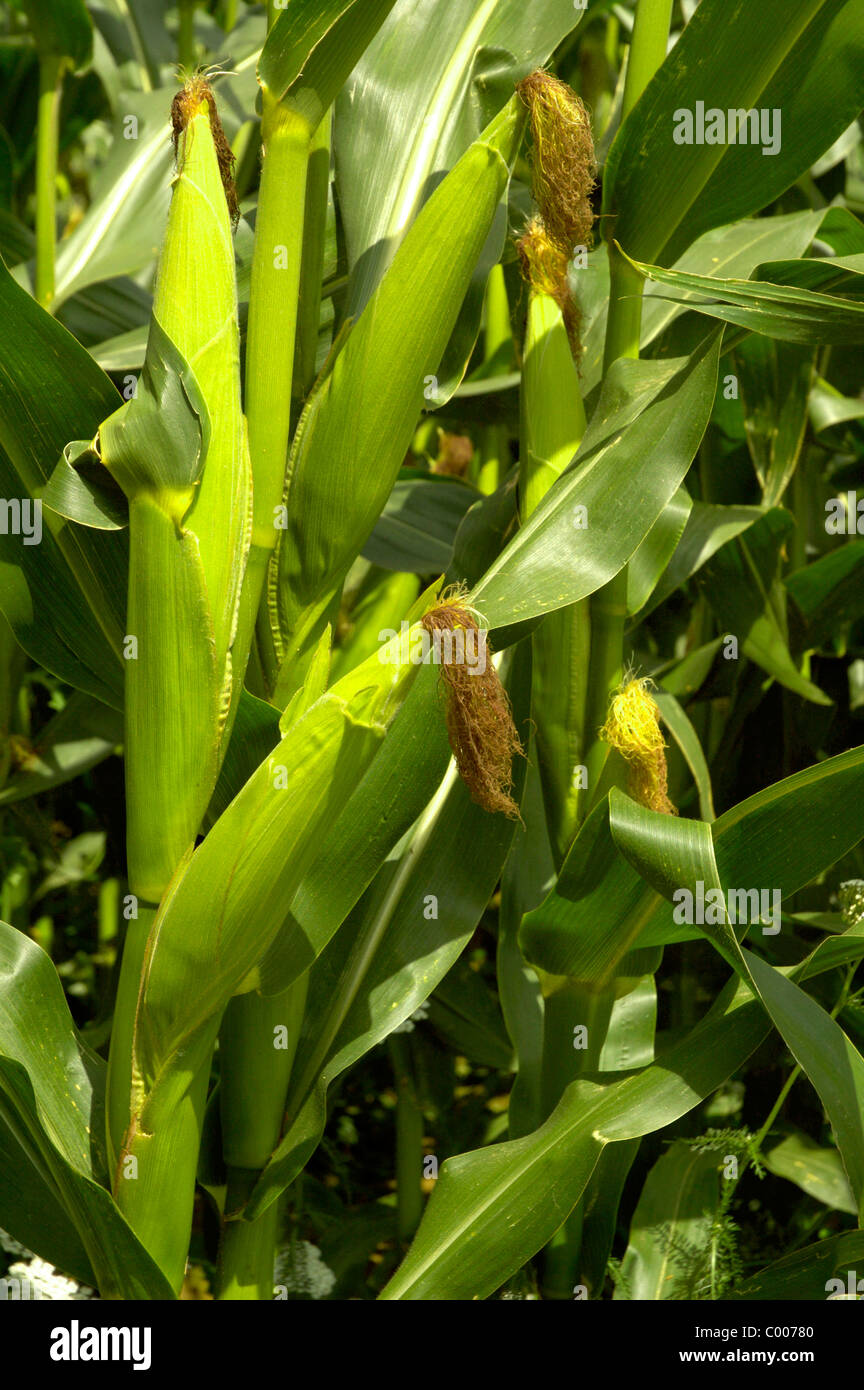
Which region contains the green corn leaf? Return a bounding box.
[788,542,864,650]
[614,1140,723,1300]
[471,331,722,629]
[259,0,399,128]
[380,923,864,1300]
[764,1130,856,1215]
[363,478,477,576]
[522,742,864,980]
[53,89,177,309]
[381,975,767,1300]
[611,793,864,1220]
[0,258,125,706]
[0,693,122,808]
[328,567,419,682]
[699,508,830,705]
[43,439,129,531]
[20,0,93,71]
[336,0,587,315]
[578,1142,642,1302]
[259,663,451,995]
[643,500,766,618]
[96,317,210,509]
[626,487,692,616]
[581,210,827,398]
[603,0,864,265]
[731,1232,864,1300]
[271,96,524,697]
[733,338,814,507]
[0,922,174,1299]
[427,964,513,1072]
[244,646,532,1221]
[652,688,716,822]
[623,247,864,345]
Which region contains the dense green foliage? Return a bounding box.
[0,0,863,1303]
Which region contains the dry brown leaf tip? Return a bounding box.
[432,430,474,477]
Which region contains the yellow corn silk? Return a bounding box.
[600,677,677,815]
[516,70,596,255]
[517,216,582,354]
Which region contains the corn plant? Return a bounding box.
[0,0,864,1306]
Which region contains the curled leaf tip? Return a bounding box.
[422,589,524,819]
[600,676,677,816]
[171,72,239,228]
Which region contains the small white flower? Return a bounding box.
[273,1241,336,1300]
[5,1255,94,1301]
[0,1228,29,1258]
[392,1002,430,1035]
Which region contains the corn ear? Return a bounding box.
[98,82,251,903]
[269,96,525,702]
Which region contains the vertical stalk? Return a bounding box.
[114,1057,212,1293]
[231,119,261,203]
[389,1034,425,1243]
[111,84,252,1289]
[583,0,673,812]
[34,53,63,309]
[240,97,313,693]
[219,1173,281,1300]
[476,264,512,494]
[519,279,594,1285]
[293,114,331,413]
[215,100,326,1273]
[790,447,809,573]
[106,909,154,1168]
[620,0,673,117]
[539,979,614,1298]
[542,1211,585,1299]
[216,976,308,1299]
[520,288,589,855]
[178,0,197,70]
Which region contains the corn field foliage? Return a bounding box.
[0,0,863,1305]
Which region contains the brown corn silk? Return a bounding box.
[516,70,596,253]
[516,70,596,358]
[172,74,239,227]
[421,596,523,818]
